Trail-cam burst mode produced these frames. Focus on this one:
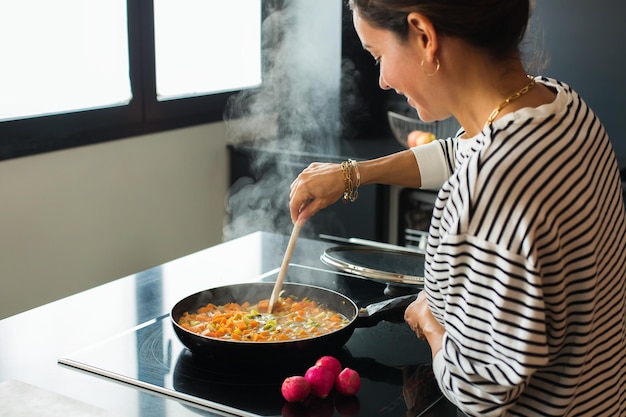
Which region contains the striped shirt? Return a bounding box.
[414,77,626,416]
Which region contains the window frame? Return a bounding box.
[0,0,259,161]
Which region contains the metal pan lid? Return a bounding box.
[320,245,424,286]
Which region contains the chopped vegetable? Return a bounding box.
[178,296,350,342]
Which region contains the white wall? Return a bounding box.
[0,122,228,319]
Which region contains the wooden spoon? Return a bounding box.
[268,221,302,313]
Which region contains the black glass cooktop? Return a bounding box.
[59,265,443,417]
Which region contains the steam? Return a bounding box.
[223,0,349,241]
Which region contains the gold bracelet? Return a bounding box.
[348,159,359,202]
[341,159,359,203]
[341,161,353,203]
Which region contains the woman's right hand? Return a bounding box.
[289,149,422,224]
[289,162,345,223]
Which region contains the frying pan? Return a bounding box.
[171,282,416,363]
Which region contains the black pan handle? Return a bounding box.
[355,293,418,327]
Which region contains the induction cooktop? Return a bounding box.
[59,265,443,417]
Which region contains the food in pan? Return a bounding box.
[177,296,350,342]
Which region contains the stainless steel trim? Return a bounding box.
[319,233,425,254]
[320,245,424,286]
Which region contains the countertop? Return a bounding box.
[0,231,458,417]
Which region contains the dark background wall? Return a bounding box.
[531,0,625,168]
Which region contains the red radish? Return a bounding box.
[314,355,342,378]
[304,365,335,398]
[335,368,361,396]
[281,376,311,403]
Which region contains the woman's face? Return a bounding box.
[352,11,440,122]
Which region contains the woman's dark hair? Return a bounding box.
[348,0,531,61]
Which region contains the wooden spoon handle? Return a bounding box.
[268,222,302,313]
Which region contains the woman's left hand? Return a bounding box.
[404,291,445,357]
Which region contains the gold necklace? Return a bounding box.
[486,75,536,125]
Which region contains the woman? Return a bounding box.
[289,0,626,416]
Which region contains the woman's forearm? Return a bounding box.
[358,149,422,188]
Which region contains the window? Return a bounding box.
[0,0,131,122]
[0,0,262,160]
[153,0,261,100]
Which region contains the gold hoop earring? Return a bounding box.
[421,57,440,77]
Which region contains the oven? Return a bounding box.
[386,186,438,252]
